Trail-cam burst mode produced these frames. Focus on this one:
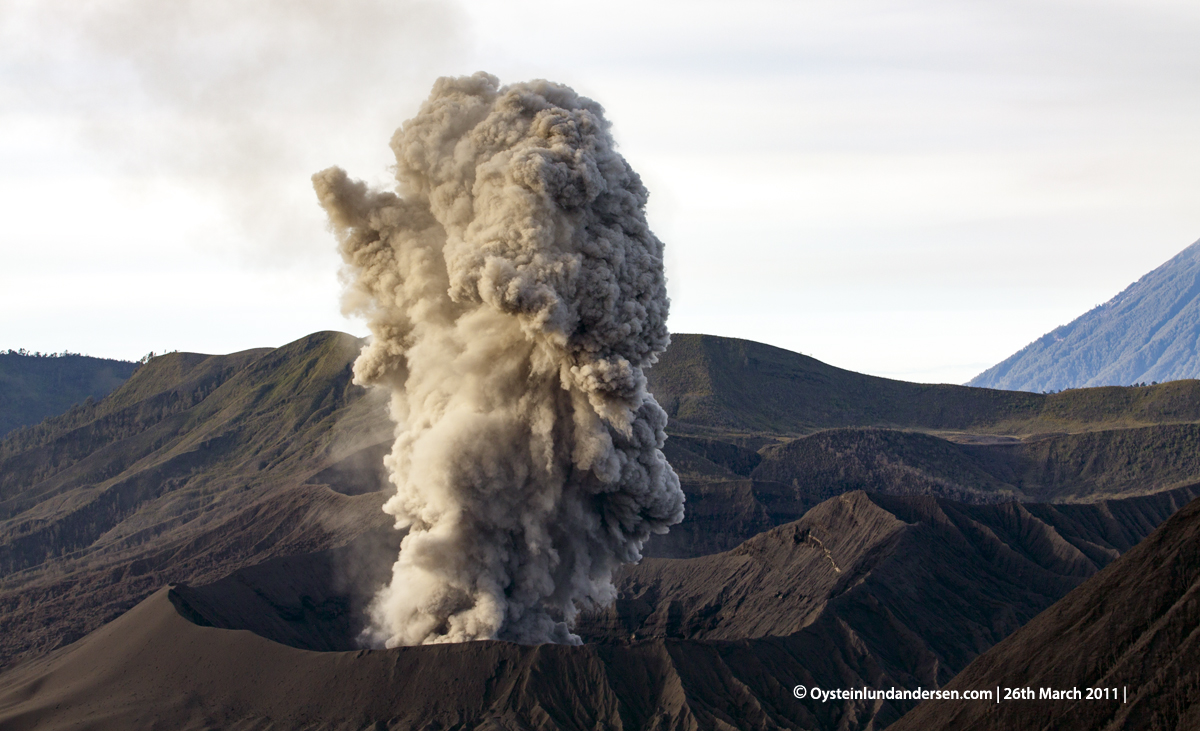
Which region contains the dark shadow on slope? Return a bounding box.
[305,441,392,496]
[892,492,1200,730]
[170,523,403,651]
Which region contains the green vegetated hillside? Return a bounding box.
[0,352,138,438]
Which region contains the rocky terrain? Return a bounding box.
[4,331,1200,728]
[0,332,393,668]
[892,492,1200,730]
[4,487,1198,730]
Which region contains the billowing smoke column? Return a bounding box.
[313,72,684,646]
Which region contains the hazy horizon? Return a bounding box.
[3,0,1198,384]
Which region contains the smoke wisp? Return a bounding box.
[313,72,684,646]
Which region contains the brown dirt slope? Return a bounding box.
[892,493,1200,731]
[582,489,1200,664]
[653,426,1200,558]
[750,425,1200,504]
[0,331,396,671]
[23,487,1186,731]
[8,328,1200,695]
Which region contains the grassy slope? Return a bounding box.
[649,334,1200,437]
[0,354,139,438]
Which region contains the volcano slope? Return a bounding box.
[654,420,1200,557]
[2,489,1196,730]
[891,492,1200,730]
[0,331,400,670]
[0,583,822,731]
[648,334,1200,557]
[6,331,1200,675]
[651,333,1200,437]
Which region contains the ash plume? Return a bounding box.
[313,72,684,646]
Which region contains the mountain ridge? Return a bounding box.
[5,330,1200,727]
[0,352,138,438]
[653,333,1200,437]
[969,238,1200,392]
[9,331,1200,670]
[892,489,1200,730]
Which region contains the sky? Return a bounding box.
[2,0,1198,384]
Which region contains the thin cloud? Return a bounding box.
[1,0,467,263]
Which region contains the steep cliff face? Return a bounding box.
[969,238,1200,392]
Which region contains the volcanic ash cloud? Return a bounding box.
[313,72,684,646]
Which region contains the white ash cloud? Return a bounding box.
[313,72,684,646]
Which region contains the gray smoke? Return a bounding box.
[313,72,684,646]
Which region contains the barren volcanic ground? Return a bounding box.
[892,493,1200,730]
[3,487,1198,730]
[4,332,1200,729]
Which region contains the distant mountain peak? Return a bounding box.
[968,238,1200,392]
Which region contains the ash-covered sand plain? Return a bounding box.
[4,330,1200,728]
